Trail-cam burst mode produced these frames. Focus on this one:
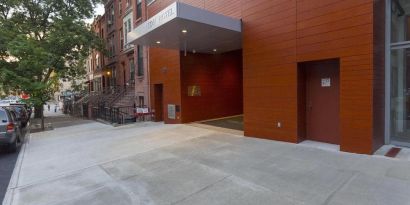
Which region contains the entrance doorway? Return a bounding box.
[298,59,340,145]
[154,84,164,122]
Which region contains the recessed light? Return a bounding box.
[156,41,161,44]
[182,29,187,33]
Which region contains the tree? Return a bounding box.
[0,0,104,130]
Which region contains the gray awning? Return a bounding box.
[128,2,242,54]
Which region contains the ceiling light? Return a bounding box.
[213,49,217,52]
[182,29,188,33]
[156,41,161,44]
[192,49,196,54]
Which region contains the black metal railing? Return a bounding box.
[92,105,136,124]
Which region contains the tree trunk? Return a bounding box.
[34,105,45,130]
[34,105,43,118]
[41,106,45,131]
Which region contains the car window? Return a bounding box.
[0,110,7,122]
[10,111,16,121]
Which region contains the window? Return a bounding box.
[128,19,132,33]
[120,29,124,50]
[126,0,131,8]
[130,58,135,80]
[390,0,410,145]
[96,54,100,69]
[124,22,128,45]
[137,45,144,76]
[138,96,144,107]
[119,0,122,15]
[137,0,142,19]
[108,35,116,58]
[108,5,115,27]
[123,16,133,49]
[146,0,155,6]
[0,110,8,122]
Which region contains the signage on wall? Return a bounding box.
[168,104,176,119]
[321,78,331,87]
[129,2,177,41]
[188,86,201,96]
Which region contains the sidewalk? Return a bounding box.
[3,121,410,205]
[30,106,92,132]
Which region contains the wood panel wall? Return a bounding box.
[147,0,242,124]
[149,47,182,123]
[242,0,380,154]
[148,0,383,154]
[180,50,243,123]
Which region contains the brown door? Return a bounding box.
[306,59,340,144]
[154,84,164,122]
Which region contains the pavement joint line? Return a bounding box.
[170,175,232,205]
[7,130,218,191]
[97,165,143,203]
[43,186,108,205]
[321,171,360,205]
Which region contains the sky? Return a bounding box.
[84,3,105,24]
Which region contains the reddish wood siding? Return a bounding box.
[148,0,382,154]
[148,0,242,124]
[242,0,379,154]
[149,48,182,124]
[180,51,243,123]
[242,0,298,143]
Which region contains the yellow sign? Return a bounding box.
[188,86,201,96]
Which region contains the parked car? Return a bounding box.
[0,107,23,152]
[8,105,29,127]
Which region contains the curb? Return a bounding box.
[2,134,30,205]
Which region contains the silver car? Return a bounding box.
[0,107,23,152]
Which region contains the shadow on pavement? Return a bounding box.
[30,115,94,133]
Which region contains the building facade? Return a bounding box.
[86,0,410,155]
[86,0,150,110]
[127,0,396,155]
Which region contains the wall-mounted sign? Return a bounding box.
[129,2,177,41]
[168,104,176,119]
[188,86,201,96]
[321,78,331,87]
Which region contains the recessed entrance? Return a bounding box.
[180,50,243,123]
[298,59,340,145]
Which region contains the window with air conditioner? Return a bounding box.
[137,0,142,19]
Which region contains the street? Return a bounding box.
[0,126,30,203]
[0,148,19,203]
[1,119,410,205]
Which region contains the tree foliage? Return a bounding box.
[0,0,104,112]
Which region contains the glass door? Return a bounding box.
[390,0,410,145]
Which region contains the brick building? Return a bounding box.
[85,0,150,116]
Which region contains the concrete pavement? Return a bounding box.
[3,121,410,205]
